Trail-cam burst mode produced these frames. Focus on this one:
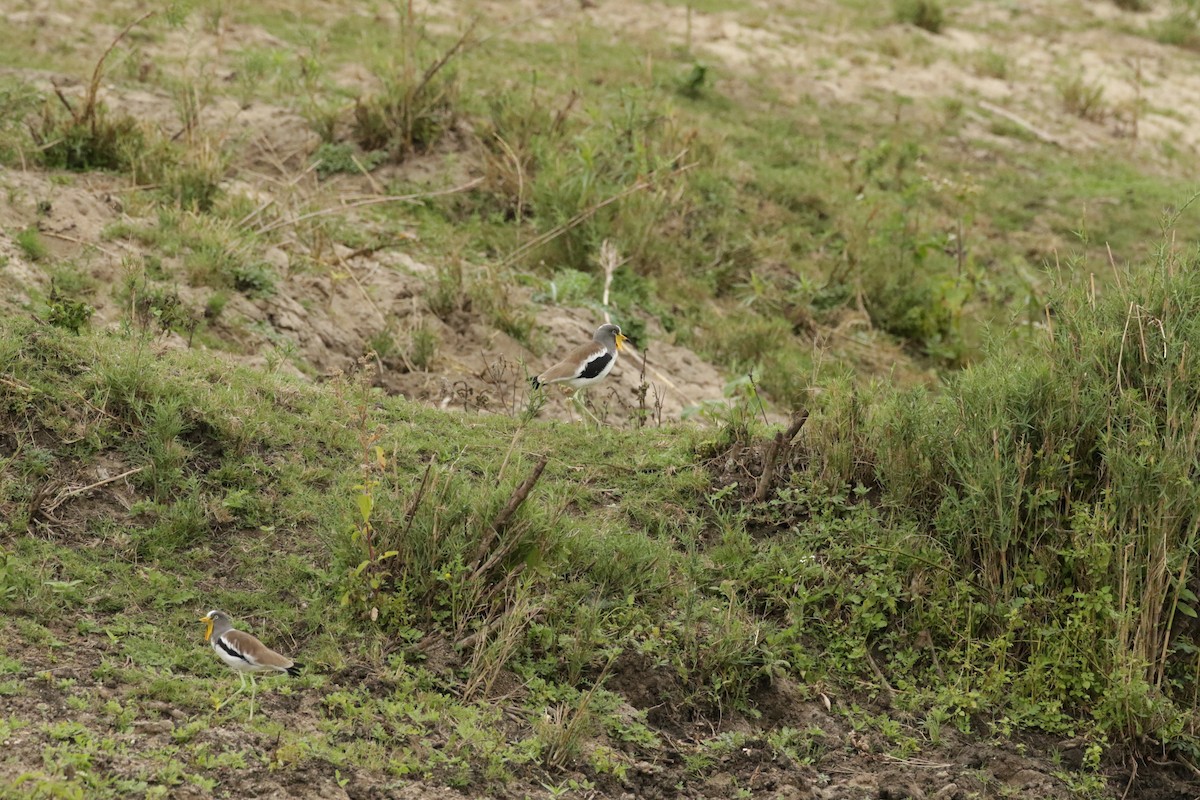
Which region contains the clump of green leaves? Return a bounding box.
[231,262,276,298]
[676,63,709,99]
[312,142,385,177]
[118,272,196,337]
[46,291,94,334]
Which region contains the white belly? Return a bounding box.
[563,353,616,389]
[212,639,276,674]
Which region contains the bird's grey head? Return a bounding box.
[593,323,628,351]
[200,610,233,641]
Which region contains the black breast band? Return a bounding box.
[578,351,613,380]
[217,637,251,663]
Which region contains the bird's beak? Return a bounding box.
[616,333,629,351]
[199,615,213,642]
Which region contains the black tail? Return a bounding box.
[529,376,542,390]
[286,663,303,677]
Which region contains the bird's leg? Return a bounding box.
[248,674,257,722]
[216,672,247,711]
[573,389,602,426]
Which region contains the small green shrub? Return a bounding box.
[231,262,277,298]
[204,291,228,320]
[1058,73,1106,121]
[676,63,709,99]
[894,0,945,33]
[312,142,386,177]
[352,80,459,162]
[15,226,48,261]
[409,323,438,371]
[46,293,94,335]
[118,273,196,335]
[162,153,225,212]
[1153,12,1200,49]
[350,23,474,163]
[33,100,148,172]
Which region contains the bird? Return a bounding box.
[530,323,630,423]
[199,610,301,721]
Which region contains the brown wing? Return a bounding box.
[222,629,295,672]
[536,341,606,385]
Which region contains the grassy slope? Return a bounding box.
[4,245,1200,796]
[2,1,1200,798]
[0,326,711,796]
[5,1,1196,393]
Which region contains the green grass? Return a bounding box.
[2,1,1200,794]
[15,226,48,262]
[1,3,1191,400]
[4,221,1200,792]
[894,0,946,33]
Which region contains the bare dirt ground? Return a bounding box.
[4,0,1200,797]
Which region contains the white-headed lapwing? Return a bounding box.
[200,610,301,721]
[530,323,629,423]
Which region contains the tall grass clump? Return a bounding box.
[351,15,474,162]
[467,85,699,280]
[0,79,41,165]
[894,0,945,33]
[30,13,154,173]
[799,221,1200,745]
[938,244,1200,737]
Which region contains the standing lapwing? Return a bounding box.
[530,323,630,423]
[200,610,301,721]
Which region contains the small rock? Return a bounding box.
[933,784,959,800]
[263,247,289,271]
[1010,768,1045,788]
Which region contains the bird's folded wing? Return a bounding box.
[221,629,292,669]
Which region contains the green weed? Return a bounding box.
[1059,73,1107,121]
[409,322,438,371]
[350,17,475,162]
[16,226,48,261]
[894,0,945,33]
[46,293,94,335]
[29,14,155,174]
[312,142,385,177]
[1153,9,1200,49]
